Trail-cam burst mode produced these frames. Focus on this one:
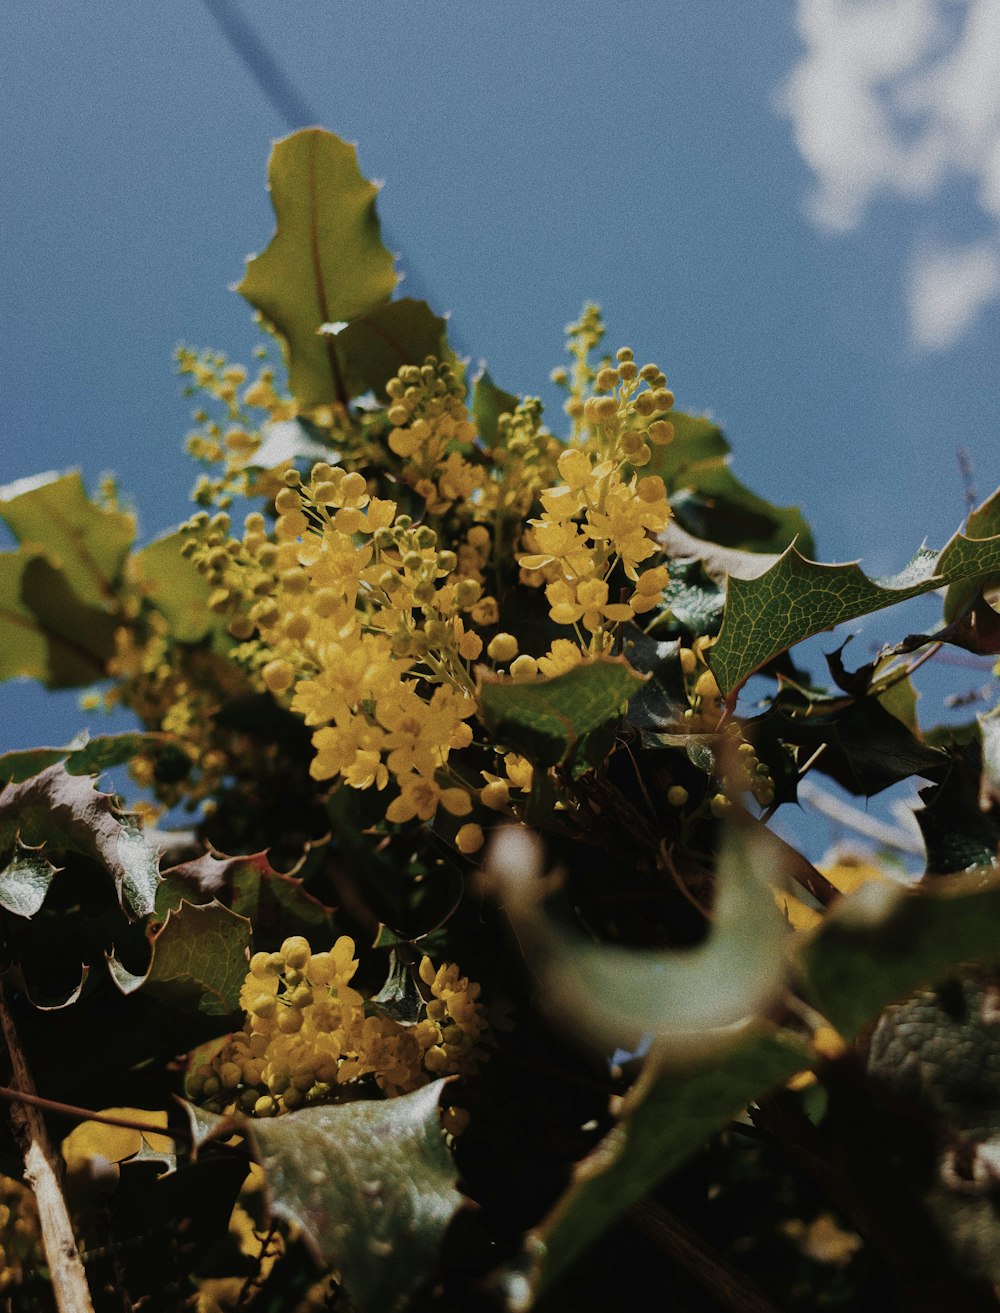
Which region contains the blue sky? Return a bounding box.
[2,1,997,821]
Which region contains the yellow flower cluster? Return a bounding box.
[187,936,489,1112]
[385,358,482,514]
[176,345,298,508]
[0,1174,41,1295]
[102,608,251,809]
[181,451,502,848]
[518,344,673,652]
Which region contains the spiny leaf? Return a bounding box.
[237,128,398,409]
[0,732,168,785]
[506,1029,808,1303]
[0,764,159,919]
[710,502,1000,696]
[477,658,646,769]
[916,743,1000,873]
[801,869,1000,1040]
[326,298,453,401]
[944,487,1000,623]
[107,900,251,1017]
[0,470,134,609]
[156,847,334,939]
[0,841,59,917]
[193,1081,462,1313]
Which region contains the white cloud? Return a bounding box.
[908,236,1000,349]
[780,0,1000,348]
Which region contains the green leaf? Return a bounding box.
[327,298,453,401]
[237,128,398,409]
[801,869,1000,1040]
[944,486,1000,622]
[107,900,251,1017]
[155,847,334,942]
[0,841,58,917]
[133,532,221,643]
[0,470,135,609]
[477,657,646,769]
[710,505,1000,696]
[489,819,790,1053]
[472,367,519,448]
[0,548,118,687]
[916,743,1000,874]
[650,412,814,556]
[0,732,168,785]
[0,764,159,918]
[199,1081,462,1313]
[507,1029,808,1303]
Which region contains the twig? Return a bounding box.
[796,778,923,855]
[0,978,96,1313]
[0,1084,185,1142]
[631,1198,785,1313]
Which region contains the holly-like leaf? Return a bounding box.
[237,128,398,409]
[477,658,646,770]
[488,819,791,1054]
[156,847,334,943]
[801,869,1000,1040]
[0,841,59,917]
[710,502,1000,696]
[504,1028,808,1303]
[472,367,519,448]
[195,1081,462,1312]
[916,743,1000,874]
[326,298,453,401]
[0,764,159,919]
[944,487,1000,623]
[0,732,168,785]
[107,900,251,1018]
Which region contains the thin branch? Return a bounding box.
[0,979,96,1313]
[631,1198,784,1313]
[0,1085,185,1143]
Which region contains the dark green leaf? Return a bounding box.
[508,1029,808,1302]
[0,764,160,918]
[237,128,397,408]
[108,900,251,1017]
[329,298,453,401]
[711,510,1000,696]
[477,658,646,769]
[649,412,813,556]
[472,367,519,448]
[0,732,168,785]
[916,744,1000,873]
[802,870,1000,1040]
[944,487,1000,623]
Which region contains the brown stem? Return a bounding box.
[631,1199,785,1313]
[0,1084,186,1142]
[0,978,96,1313]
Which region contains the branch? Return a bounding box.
[797,778,924,855]
[0,978,96,1313]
